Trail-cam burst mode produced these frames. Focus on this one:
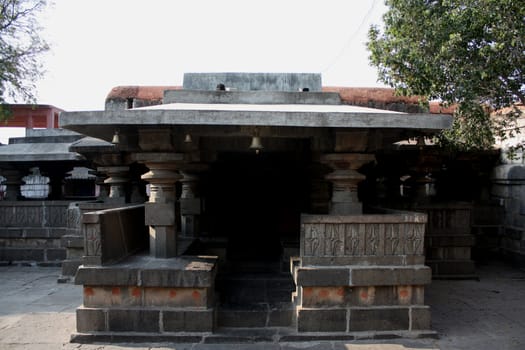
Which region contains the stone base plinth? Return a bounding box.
[74,254,218,335]
[294,265,431,332]
[296,213,433,334]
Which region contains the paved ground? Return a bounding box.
[0,261,524,350]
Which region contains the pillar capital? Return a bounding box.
[97,165,129,203]
[321,153,375,215]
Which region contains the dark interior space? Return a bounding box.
[204,151,310,264]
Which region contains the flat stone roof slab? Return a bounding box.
[61,103,452,132]
[0,143,84,162]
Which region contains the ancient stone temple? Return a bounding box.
[60,73,452,341]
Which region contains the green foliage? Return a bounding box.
[368,0,525,151]
[0,0,49,119]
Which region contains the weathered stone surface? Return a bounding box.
[296,267,349,286]
[76,255,218,287]
[61,235,84,248]
[163,309,214,332]
[410,306,431,330]
[182,72,323,92]
[140,267,216,288]
[46,248,66,261]
[165,89,339,105]
[108,309,159,332]
[0,229,23,238]
[0,248,44,261]
[76,307,106,332]
[217,307,268,328]
[349,307,409,331]
[349,266,432,286]
[144,287,209,307]
[83,286,142,307]
[297,308,347,332]
[268,308,294,327]
[75,267,139,286]
[301,285,425,308]
[144,202,175,226]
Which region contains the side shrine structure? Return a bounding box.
[60,73,453,341]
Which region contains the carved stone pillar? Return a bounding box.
[321,153,375,215]
[97,166,129,204]
[137,154,184,258]
[179,164,207,237]
[3,169,22,200]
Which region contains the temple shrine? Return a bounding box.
[57,73,454,340]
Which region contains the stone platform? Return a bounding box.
[294,212,432,334]
[74,254,218,335]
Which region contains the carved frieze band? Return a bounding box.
[0,204,68,227]
[302,222,424,257]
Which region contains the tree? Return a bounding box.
[367,0,525,151]
[0,0,49,119]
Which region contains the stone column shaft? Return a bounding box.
[141,160,183,258]
[3,169,22,201]
[180,171,202,237]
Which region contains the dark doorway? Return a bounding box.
[205,151,309,264]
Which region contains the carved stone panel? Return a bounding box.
[301,215,426,259]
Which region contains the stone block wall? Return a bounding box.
[491,165,525,268]
[295,213,432,334]
[0,201,74,264]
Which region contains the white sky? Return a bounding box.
[1,0,388,144]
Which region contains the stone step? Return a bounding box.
[216,274,295,304]
[217,302,295,328]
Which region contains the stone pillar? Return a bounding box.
[179,164,207,238]
[139,155,183,258]
[3,169,22,200]
[97,166,129,204]
[321,153,375,215]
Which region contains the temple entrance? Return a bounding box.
[204,151,309,326]
[206,151,309,265]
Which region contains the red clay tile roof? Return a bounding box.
[429,101,457,114]
[106,86,182,101]
[322,87,422,105]
[105,85,454,114]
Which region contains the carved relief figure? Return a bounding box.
[304,224,321,256]
[386,225,400,255]
[85,225,101,256]
[325,224,343,256]
[346,224,361,256]
[366,225,379,255]
[405,225,423,254]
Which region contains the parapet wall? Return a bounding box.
[82,204,148,265]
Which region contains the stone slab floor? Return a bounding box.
[0,261,524,350]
